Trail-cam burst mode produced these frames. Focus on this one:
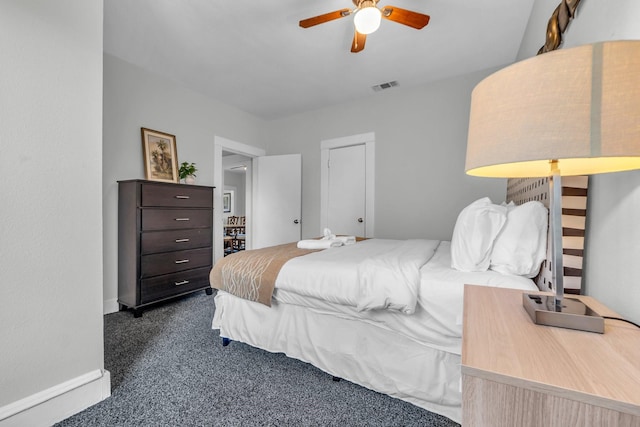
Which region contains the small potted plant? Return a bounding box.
[179,161,197,184]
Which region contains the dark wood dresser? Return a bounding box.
[118,179,214,317]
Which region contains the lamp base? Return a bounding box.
[522,293,605,333]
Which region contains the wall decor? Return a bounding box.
[141,127,179,183]
[538,0,583,54]
[223,190,234,214]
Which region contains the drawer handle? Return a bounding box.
[175,195,190,199]
[175,238,190,243]
[175,218,190,221]
[175,259,190,264]
[175,280,189,286]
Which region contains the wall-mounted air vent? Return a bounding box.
[372,81,399,92]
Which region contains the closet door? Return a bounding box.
[321,132,375,238]
[327,144,366,237]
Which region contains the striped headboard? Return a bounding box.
[506,176,588,294]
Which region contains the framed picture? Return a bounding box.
[223,190,234,214]
[141,127,179,183]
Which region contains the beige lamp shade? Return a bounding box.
[466,40,640,178]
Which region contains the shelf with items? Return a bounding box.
[223,215,245,256]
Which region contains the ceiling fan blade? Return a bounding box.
[380,6,430,29]
[350,30,366,53]
[299,9,351,28]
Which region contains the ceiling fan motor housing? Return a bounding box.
[352,0,379,9]
[354,0,379,8]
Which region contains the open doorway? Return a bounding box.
[213,136,303,262]
[222,152,251,256]
[213,136,265,262]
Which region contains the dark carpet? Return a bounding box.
[56,291,460,427]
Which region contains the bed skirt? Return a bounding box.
[212,291,462,423]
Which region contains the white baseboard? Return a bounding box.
[0,369,111,427]
[103,297,120,315]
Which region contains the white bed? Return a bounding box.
[211,238,539,423]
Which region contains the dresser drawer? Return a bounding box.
[141,183,212,208]
[140,267,211,304]
[141,228,212,255]
[142,208,212,231]
[141,247,212,278]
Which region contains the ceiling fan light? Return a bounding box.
[354,6,381,35]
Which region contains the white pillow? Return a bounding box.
[451,197,508,272]
[490,201,548,278]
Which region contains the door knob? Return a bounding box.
[294,219,300,224]
[357,218,363,223]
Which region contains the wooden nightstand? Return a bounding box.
[461,285,640,427]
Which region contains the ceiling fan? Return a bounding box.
[299,0,430,53]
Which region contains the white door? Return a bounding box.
[327,145,366,236]
[252,154,302,248]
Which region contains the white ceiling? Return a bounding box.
[222,152,251,173]
[104,0,536,120]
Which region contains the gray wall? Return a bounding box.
[517,0,640,324]
[102,54,267,311]
[265,69,507,241]
[0,0,105,409]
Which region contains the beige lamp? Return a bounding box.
[466,40,640,332]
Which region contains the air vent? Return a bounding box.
[372,81,399,92]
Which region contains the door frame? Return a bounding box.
[214,136,266,262]
[320,132,375,237]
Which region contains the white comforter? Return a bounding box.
[276,239,440,314]
[272,239,538,354]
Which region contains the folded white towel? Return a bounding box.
[297,239,343,249]
[321,228,336,240]
[336,235,356,245]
